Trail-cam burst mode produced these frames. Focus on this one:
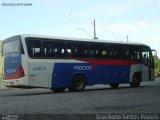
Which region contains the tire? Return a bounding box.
[130,74,141,87]
[51,87,66,93]
[68,75,86,92]
[110,83,119,89]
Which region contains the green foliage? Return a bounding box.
[0,73,2,83]
[154,55,160,77]
[0,40,2,83]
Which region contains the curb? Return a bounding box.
[0,83,15,91]
[0,83,8,91]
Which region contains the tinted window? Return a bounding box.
[67,42,88,58]
[107,44,122,59]
[25,37,148,61]
[89,44,108,58]
[126,45,140,60]
[142,47,151,65]
[92,44,127,59]
[43,41,65,58]
[27,40,42,58]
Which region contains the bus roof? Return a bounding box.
[5,34,149,47]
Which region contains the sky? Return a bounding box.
[0,0,160,56]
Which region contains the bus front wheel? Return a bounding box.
[68,75,86,92]
[51,87,66,93]
[130,73,141,87]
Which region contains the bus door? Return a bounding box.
[141,49,152,81]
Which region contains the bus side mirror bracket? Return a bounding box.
[151,49,157,60]
[151,49,157,69]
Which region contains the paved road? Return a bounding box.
[0,78,160,120]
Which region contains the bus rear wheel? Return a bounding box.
[51,87,66,93]
[110,83,119,89]
[68,75,86,92]
[130,73,141,87]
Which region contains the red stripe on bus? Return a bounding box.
[5,65,25,80]
[79,60,139,66]
[5,73,20,80]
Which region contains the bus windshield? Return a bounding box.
[3,40,20,56]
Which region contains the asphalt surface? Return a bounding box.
[0,78,160,120]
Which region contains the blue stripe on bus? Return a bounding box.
[51,63,130,88]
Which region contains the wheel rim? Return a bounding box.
[74,79,84,89]
[133,75,139,84]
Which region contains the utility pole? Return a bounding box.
[77,19,98,39]
[127,35,129,42]
[93,19,98,39]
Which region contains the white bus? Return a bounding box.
[2,34,156,92]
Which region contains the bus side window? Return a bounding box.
[89,50,94,58]
[88,44,96,58]
[67,42,88,58]
[43,41,65,58]
[143,54,148,64]
[143,53,150,65]
[67,43,74,58]
[34,48,41,57]
[142,50,150,65]
[125,45,140,61]
[66,49,72,58]
[28,40,42,58]
[54,42,65,58]
[43,41,54,57]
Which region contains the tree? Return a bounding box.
[154,55,160,77]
